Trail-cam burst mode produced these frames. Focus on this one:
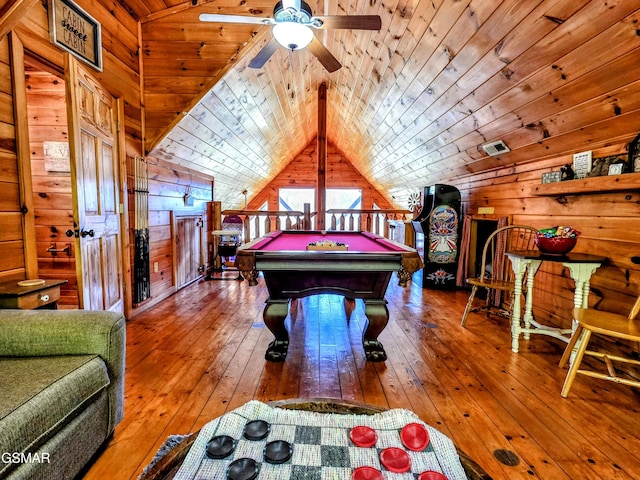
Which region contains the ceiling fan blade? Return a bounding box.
[310,15,381,30]
[307,36,341,73]
[199,13,273,25]
[248,37,281,68]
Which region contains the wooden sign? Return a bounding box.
[48,0,102,71]
[541,171,561,184]
[43,141,71,173]
[572,150,592,179]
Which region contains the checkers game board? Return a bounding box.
[173,401,467,480]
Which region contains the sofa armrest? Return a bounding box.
[0,309,126,430]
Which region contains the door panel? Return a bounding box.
[84,237,104,310]
[66,55,123,312]
[175,216,203,289]
[80,130,99,214]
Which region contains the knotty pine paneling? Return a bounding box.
[15,0,142,160]
[457,142,640,376]
[26,69,78,307]
[128,155,213,316]
[0,35,23,282]
[0,213,21,242]
[247,141,395,211]
[145,1,640,213]
[4,0,145,310]
[0,152,18,183]
[0,241,25,271]
[9,0,149,314]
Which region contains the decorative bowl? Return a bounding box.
[534,235,577,255]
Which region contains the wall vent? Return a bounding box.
[482,140,510,156]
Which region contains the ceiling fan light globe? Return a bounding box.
[273,22,313,50]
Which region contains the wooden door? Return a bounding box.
[66,56,123,312]
[175,215,204,289]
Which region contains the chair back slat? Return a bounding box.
[479,225,537,282]
[629,294,640,321]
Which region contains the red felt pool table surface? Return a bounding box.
[246,230,407,252]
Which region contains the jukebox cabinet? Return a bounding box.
[412,184,462,288]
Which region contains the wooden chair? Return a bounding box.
[559,294,640,397]
[461,225,537,326]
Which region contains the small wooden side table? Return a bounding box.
[0,279,67,310]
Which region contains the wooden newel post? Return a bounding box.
[303,203,311,230]
[212,201,222,270]
[212,201,222,231]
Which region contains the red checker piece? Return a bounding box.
[379,447,411,473]
[350,426,378,448]
[400,422,430,451]
[352,466,384,480]
[418,471,448,480]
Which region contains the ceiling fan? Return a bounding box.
[199,0,382,73]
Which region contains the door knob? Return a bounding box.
[80,229,95,238]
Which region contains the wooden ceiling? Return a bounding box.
[132,0,640,209]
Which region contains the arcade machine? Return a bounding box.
[412,184,462,288]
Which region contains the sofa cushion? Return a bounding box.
[0,355,110,476]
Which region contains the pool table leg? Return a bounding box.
[363,299,389,362]
[263,299,290,361]
[344,297,356,320]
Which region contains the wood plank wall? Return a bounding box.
[0,0,143,293]
[0,36,25,281]
[456,142,640,375]
[25,70,78,307]
[130,154,213,316]
[0,0,216,316]
[247,141,395,210]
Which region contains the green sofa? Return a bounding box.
[0,309,125,479]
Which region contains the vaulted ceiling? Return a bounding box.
[130,0,640,209]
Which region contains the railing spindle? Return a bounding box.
[220,208,413,244]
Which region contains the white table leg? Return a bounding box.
[563,262,602,330]
[507,257,537,353]
[562,262,602,363]
[522,261,541,339]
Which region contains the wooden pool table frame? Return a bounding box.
[235,230,423,362]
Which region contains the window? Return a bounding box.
[278,188,314,229]
[277,188,363,230]
[326,188,362,229]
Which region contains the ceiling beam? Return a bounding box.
[316,81,327,229]
[0,0,39,39]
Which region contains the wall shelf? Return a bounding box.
[533,172,640,196]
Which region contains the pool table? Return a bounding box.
[235,230,423,362]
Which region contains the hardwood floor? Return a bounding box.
[83,274,640,480]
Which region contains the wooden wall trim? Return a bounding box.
[9,31,37,277]
[0,0,39,39]
[117,97,133,319]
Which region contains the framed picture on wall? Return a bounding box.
[48,0,103,71]
[572,151,592,179]
[608,163,624,175]
[541,171,562,183]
